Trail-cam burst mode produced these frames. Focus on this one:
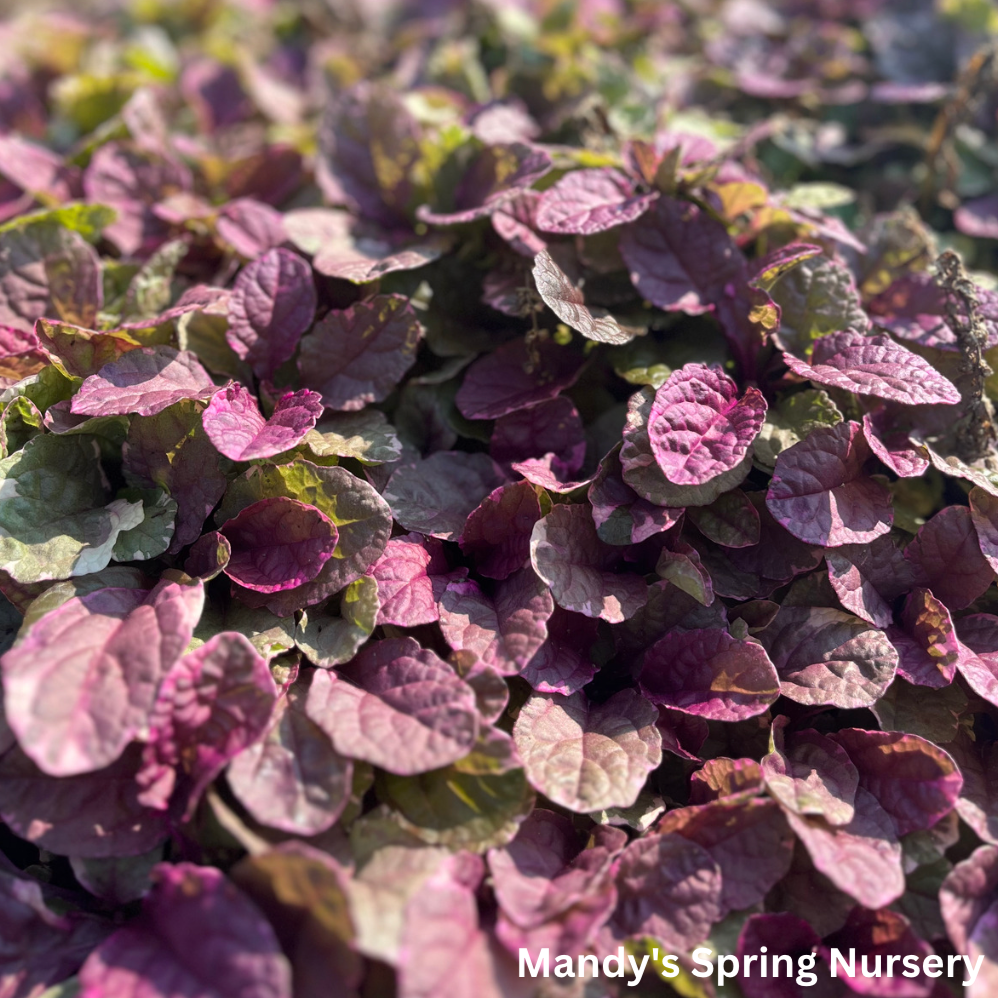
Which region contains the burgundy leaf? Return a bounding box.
[783,330,960,405]
[370,532,441,628]
[647,363,767,486]
[639,627,780,721]
[530,503,648,623]
[219,497,338,593]
[298,295,422,412]
[766,420,893,547]
[460,481,542,580]
[305,637,479,775]
[202,384,323,461]
[226,248,316,381]
[535,168,657,235]
[71,346,216,418]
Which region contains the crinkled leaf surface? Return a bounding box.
[202,384,323,461]
[647,363,767,486]
[1,580,203,776]
[532,250,637,345]
[459,481,541,580]
[535,168,657,235]
[299,295,421,412]
[530,503,647,623]
[512,688,661,813]
[305,638,479,775]
[766,420,893,546]
[640,627,781,720]
[71,345,216,418]
[226,247,316,381]
[784,329,961,405]
[759,605,899,708]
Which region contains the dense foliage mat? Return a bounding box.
[1,0,998,995]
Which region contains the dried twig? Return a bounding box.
[935,249,996,460]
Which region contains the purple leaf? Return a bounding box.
[648,363,767,486]
[438,570,553,677]
[370,532,441,628]
[758,605,899,709]
[78,863,291,998]
[459,481,542,580]
[955,194,998,240]
[491,190,547,256]
[535,168,657,235]
[487,809,617,951]
[123,399,228,552]
[608,834,722,949]
[940,845,998,955]
[82,143,192,256]
[736,913,822,998]
[284,207,449,283]
[228,676,353,836]
[305,637,479,775]
[821,908,934,998]
[385,451,506,541]
[226,248,317,382]
[971,486,998,574]
[782,786,905,910]
[1,580,203,776]
[513,688,662,812]
[888,588,960,689]
[619,196,746,313]
[657,797,794,915]
[417,142,552,225]
[532,250,637,345]
[298,294,422,412]
[317,82,421,229]
[490,396,586,475]
[530,503,648,622]
[783,330,960,405]
[639,627,780,721]
[657,707,709,762]
[518,606,599,696]
[761,716,859,826]
[455,337,585,421]
[0,743,170,858]
[687,489,761,548]
[766,420,893,547]
[955,615,998,709]
[202,384,323,461]
[749,242,824,292]
[218,462,392,617]
[71,345,216,418]
[825,535,916,629]
[397,854,516,998]
[830,727,962,838]
[621,386,754,509]
[905,505,995,610]
[588,443,682,545]
[216,198,286,260]
[0,868,112,998]
[862,406,930,478]
[136,632,277,818]
[219,497,338,593]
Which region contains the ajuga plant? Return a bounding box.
[0,0,998,996]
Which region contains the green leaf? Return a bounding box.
[295,576,378,667]
[0,435,145,583]
[753,389,842,469]
[0,396,44,458]
[120,239,188,321]
[0,204,117,242]
[111,487,177,561]
[376,733,533,851]
[302,410,404,466]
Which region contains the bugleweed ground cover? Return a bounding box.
[1,0,998,995]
